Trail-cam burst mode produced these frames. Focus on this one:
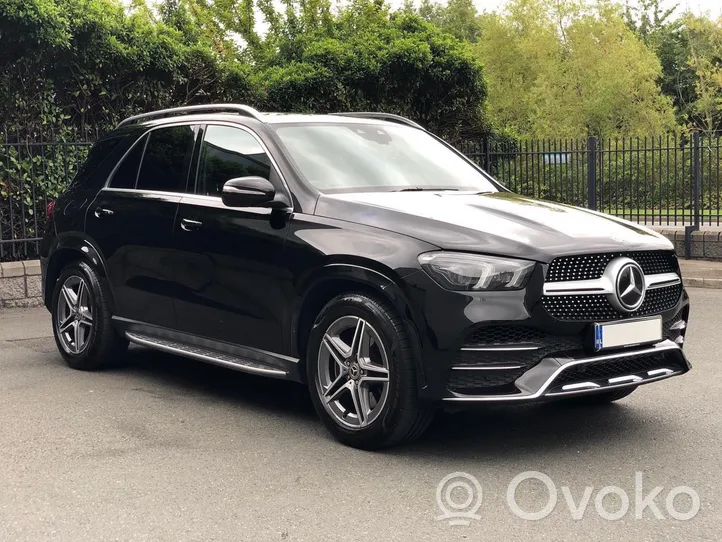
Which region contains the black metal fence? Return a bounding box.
[1,129,92,261]
[2,129,721,262]
[458,132,722,227]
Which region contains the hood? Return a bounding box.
[314,191,673,263]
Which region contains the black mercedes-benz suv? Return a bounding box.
[40,104,691,449]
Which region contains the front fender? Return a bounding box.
[291,262,429,391]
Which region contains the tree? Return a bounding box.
[475,0,677,138]
[684,14,722,133]
[1,0,490,140]
[625,0,698,127]
[417,0,481,43]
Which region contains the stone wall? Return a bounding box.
[0,261,43,308]
[653,229,722,260]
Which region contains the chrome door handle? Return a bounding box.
[180,218,203,231]
[94,207,114,218]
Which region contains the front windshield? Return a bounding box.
[273,123,499,194]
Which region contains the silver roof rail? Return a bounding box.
[329,112,424,130]
[116,104,263,129]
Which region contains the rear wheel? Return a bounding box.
[307,293,434,449]
[51,261,128,370]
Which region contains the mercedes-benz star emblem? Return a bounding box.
[611,261,646,312]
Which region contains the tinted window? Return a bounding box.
[72,135,124,188]
[136,126,195,192]
[197,125,271,197]
[108,134,147,189]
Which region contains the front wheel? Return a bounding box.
[306,292,434,449]
[51,260,128,370]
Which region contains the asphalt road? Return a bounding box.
[0,290,720,542]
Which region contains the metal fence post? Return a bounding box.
[484,137,491,172]
[587,136,597,210]
[685,130,701,258]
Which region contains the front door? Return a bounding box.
[85,124,197,328]
[172,124,292,353]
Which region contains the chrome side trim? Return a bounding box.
[670,319,687,331]
[543,277,613,296]
[450,365,524,371]
[608,375,643,384]
[460,345,540,352]
[126,332,288,377]
[646,273,682,290]
[648,368,674,377]
[543,272,681,296]
[544,371,683,397]
[561,382,600,391]
[443,340,689,402]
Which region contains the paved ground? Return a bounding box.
[0,291,720,542]
[680,259,722,279]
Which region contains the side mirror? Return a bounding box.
[221,177,276,208]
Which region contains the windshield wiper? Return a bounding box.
[393,187,459,192]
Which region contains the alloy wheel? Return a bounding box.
[316,316,390,429]
[56,275,94,355]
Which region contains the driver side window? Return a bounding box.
[196,125,271,197]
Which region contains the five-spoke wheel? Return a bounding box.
[307,292,434,449]
[317,316,390,429]
[51,261,128,370]
[56,275,94,355]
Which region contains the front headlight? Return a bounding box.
[418,252,535,291]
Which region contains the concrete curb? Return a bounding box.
[684,277,722,289]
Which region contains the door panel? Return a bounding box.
[84,124,198,328]
[172,196,291,351]
[171,124,292,352]
[85,189,181,328]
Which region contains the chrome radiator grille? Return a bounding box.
[546,251,678,283]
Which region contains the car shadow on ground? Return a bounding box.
[115,345,673,459]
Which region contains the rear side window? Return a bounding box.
[108,134,147,189]
[196,125,271,197]
[136,125,196,193]
[71,135,124,188]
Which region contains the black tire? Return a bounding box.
[566,386,637,405]
[51,260,128,370]
[306,292,434,449]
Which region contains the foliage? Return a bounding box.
[474,0,676,139]
[415,0,481,43]
[0,0,490,259]
[683,15,722,133]
[0,0,488,139]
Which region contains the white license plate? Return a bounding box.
[594,317,662,351]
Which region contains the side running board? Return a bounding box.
[126,332,289,379]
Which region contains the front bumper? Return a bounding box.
[402,252,691,402]
[443,340,690,402]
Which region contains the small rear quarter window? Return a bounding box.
[108,134,148,189]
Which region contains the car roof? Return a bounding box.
[260,113,393,125]
[129,112,403,132]
[136,112,396,129]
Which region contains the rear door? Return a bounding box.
[85,123,198,328]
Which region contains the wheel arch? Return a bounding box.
[292,262,427,389]
[44,235,113,311]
